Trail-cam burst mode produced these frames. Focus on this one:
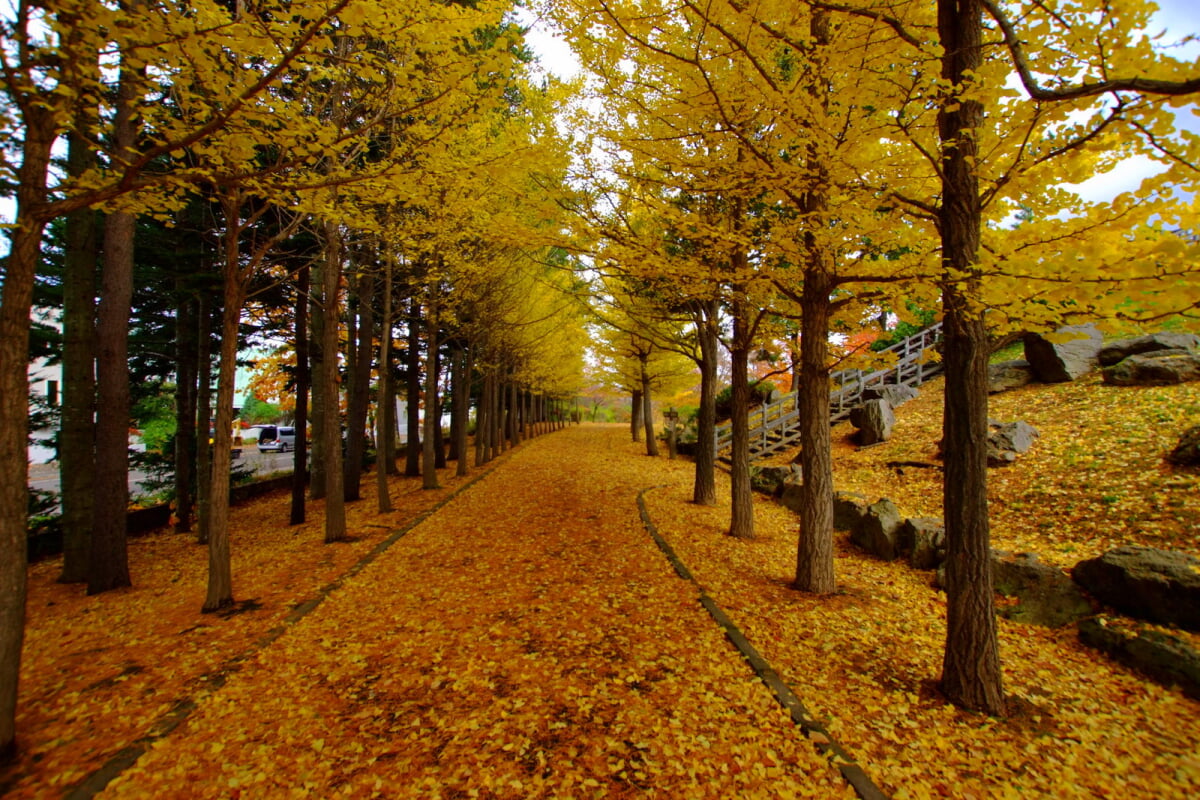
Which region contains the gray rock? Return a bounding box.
[833,491,869,531]
[1098,332,1200,366]
[850,398,895,445]
[779,481,805,514]
[862,384,919,408]
[898,517,946,570]
[752,464,801,497]
[986,420,1039,467]
[1167,426,1200,467]
[988,359,1035,394]
[1102,349,1200,386]
[851,498,903,561]
[993,551,1093,628]
[1072,546,1200,631]
[1024,324,1103,382]
[1079,617,1200,700]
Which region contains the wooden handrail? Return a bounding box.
[714,322,944,458]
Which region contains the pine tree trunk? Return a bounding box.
[291,264,310,525]
[937,0,1005,717]
[728,296,754,540]
[59,129,98,583]
[89,205,135,595]
[692,301,718,506]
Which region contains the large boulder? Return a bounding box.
[988,359,1035,394]
[1079,617,1200,700]
[862,384,919,408]
[850,399,895,446]
[987,420,1039,467]
[1072,546,1200,631]
[833,491,869,531]
[1024,324,1103,382]
[1167,426,1200,467]
[897,517,945,570]
[1098,332,1200,366]
[850,498,903,561]
[992,552,1093,628]
[1102,349,1200,386]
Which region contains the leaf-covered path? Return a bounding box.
[102,425,851,799]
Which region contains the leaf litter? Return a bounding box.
[9,371,1200,798]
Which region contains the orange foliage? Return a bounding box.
[9,390,1200,797]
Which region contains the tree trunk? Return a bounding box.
[343,272,373,502]
[308,265,326,502]
[172,289,197,536]
[793,10,838,593]
[321,222,346,543]
[433,345,447,469]
[692,300,718,505]
[89,206,135,595]
[89,46,142,594]
[58,129,98,583]
[641,362,659,457]
[405,303,422,477]
[794,270,836,593]
[937,0,1006,717]
[422,297,441,490]
[202,271,244,613]
[195,295,214,545]
[376,257,394,513]
[291,263,310,525]
[453,344,470,477]
[0,104,56,759]
[728,295,754,540]
[630,389,643,442]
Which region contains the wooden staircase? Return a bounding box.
[715,323,944,461]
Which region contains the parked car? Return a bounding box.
[257,425,297,453]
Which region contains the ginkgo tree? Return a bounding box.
[556,0,932,554]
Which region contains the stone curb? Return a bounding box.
[637,487,889,800]
[63,462,504,800]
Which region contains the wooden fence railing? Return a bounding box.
[714,322,944,460]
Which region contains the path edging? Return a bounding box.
[636,487,889,800]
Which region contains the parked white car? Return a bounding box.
[256,425,297,453]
